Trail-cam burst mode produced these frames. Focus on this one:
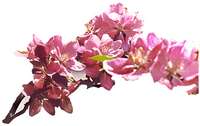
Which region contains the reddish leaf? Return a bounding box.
[47,86,62,99]
[23,81,35,96]
[32,67,42,74]
[52,73,68,88]
[30,60,42,67]
[60,96,73,113]
[100,72,114,90]
[67,82,78,93]
[47,61,60,74]
[34,79,44,89]
[34,45,48,63]
[43,100,55,115]
[29,98,42,116]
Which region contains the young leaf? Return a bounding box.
[60,96,73,113]
[23,81,35,96]
[29,98,42,117]
[52,73,68,88]
[90,55,113,62]
[47,86,62,99]
[43,100,55,115]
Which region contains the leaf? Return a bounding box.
[47,86,62,99]
[23,81,35,96]
[60,96,73,113]
[34,79,44,89]
[30,60,42,67]
[43,100,55,115]
[90,55,113,62]
[52,73,68,88]
[34,45,48,63]
[29,98,42,116]
[32,67,42,74]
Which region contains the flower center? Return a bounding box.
[60,54,69,62]
[165,61,183,80]
[130,47,147,68]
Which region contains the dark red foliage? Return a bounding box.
[60,96,73,113]
[43,100,55,115]
[23,81,35,96]
[29,98,42,117]
[52,73,68,88]
[34,45,48,59]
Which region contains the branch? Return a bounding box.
[2,93,30,124]
[2,86,50,124]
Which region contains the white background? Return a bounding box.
[0,0,199,126]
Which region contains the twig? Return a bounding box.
[2,93,29,124]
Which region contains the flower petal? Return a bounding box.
[63,41,79,59]
[47,35,63,56]
[68,59,86,71]
[104,58,133,75]
[147,32,159,49]
[84,35,101,50]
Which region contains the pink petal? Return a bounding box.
[76,34,91,45]
[47,35,63,56]
[171,77,184,86]
[181,61,198,78]
[150,60,166,82]
[168,42,185,63]
[68,59,86,71]
[109,3,126,15]
[150,48,168,81]
[147,33,159,49]
[104,58,133,75]
[131,38,148,53]
[147,42,162,66]
[84,35,101,50]
[63,41,79,59]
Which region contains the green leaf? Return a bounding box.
[90,55,113,62]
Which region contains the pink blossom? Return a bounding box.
[104,33,162,79]
[86,3,142,51]
[150,40,199,93]
[47,35,85,72]
[79,34,119,90]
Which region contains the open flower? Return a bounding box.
[150,40,199,94]
[86,3,142,51]
[79,34,122,90]
[47,35,85,72]
[104,33,162,80]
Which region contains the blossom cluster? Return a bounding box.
[3,3,198,124]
